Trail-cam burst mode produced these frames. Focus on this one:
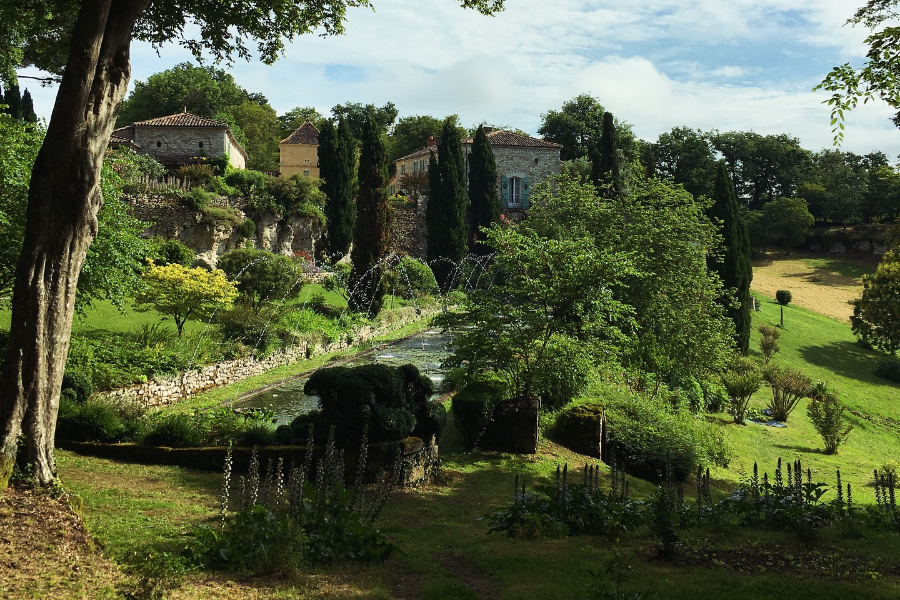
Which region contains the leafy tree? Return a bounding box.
[591,111,622,196]
[862,164,900,223]
[318,118,357,258]
[222,101,281,171]
[389,114,444,161]
[331,101,398,142]
[426,117,468,290]
[707,162,753,353]
[348,108,390,317]
[218,248,306,314]
[653,127,717,199]
[807,149,866,225]
[851,250,900,355]
[117,62,254,125]
[437,213,631,403]
[538,93,606,161]
[760,197,815,251]
[399,171,428,201]
[816,1,900,142]
[134,263,238,337]
[467,124,499,255]
[709,131,810,210]
[148,238,195,267]
[807,383,852,455]
[278,106,325,138]
[0,0,505,488]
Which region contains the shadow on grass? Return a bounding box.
[781,266,861,288]
[772,444,826,455]
[798,340,880,383]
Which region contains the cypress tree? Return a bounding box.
[708,161,753,353]
[426,117,468,291]
[3,84,22,120]
[319,118,357,259]
[348,108,390,317]
[591,111,622,197]
[468,125,499,255]
[21,89,37,123]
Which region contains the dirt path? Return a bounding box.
[751,252,879,322]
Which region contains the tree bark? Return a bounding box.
[0,0,149,487]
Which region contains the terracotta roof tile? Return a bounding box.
[281,120,320,145]
[133,112,227,128]
[396,146,438,162]
[466,130,563,148]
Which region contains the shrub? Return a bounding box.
[762,365,811,422]
[61,370,93,404]
[148,237,195,267]
[776,290,792,306]
[183,186,212,210]
[216,306,283,355]
[239,422,277,447]
[143,413,204,448]
[386,256,439,299]
[806,383,852,454]
[758,324,780,364]
[531,335,595,411]
[177,164,216,187]
[722,360,762,424]
[299,363,441,445]
[237,218,256,239]
[225,169,273,196]
[556,385,731,481]
[452,378,507,450]
[56,398,125,443]
[669,374,705,413]
[875,355,900,383]
[553,403,605,457]
[700,380,729,413]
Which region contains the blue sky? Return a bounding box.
[20,0,900,157]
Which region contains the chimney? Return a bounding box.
[482,127,493,134]
[427,136,440,147]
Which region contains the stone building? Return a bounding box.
[279,120,320,178]
[390,128,562,215]
[113,111,247,170]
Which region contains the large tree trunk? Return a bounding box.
[0,0,148,487]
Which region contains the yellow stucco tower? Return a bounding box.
[279,120,320,178]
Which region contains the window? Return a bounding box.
[156,141,162,148]
[303,170,310,177]
[401,163,406,175]
[198,141,204,149]
[508,176,522,207]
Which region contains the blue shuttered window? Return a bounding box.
[522,177,531,209]
[501,176,509,209]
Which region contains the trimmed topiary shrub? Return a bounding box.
[553,403,605,457]
[297,363,441,445]
[776,289,792,306]
[452,378,507,450]
[62,370,93,404]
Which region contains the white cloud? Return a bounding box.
[17,0,900,159]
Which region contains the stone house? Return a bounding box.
[113,111,247,170]
[279,120,320,178]
[390,128,562,214]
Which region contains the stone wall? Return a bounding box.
[390,206,427,259]
[134,125,246,169]
[95,306,433,408]
[492,146,561,196]
[126,194,323,269]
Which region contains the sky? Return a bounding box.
[19,0,900,157]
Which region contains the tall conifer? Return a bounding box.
[319,118,357,258]
[708,161,753,353]
[21,89,37,123]
[426,117,468,290]
[468,125,499,255]
[348,109,390,317]
[591,111,622,197]
[3,84,22,120]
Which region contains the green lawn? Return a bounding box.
[705,292,900,503]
